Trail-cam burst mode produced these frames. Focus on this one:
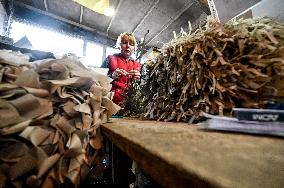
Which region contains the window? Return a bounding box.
[10,20,84,57]
[9,20,121,69]
[85,42,103,68]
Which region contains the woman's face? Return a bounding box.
[120,35,135,59]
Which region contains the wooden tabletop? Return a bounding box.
[101,118,284,188]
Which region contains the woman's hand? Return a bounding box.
[128,70,141,79]
[112,68,128,79]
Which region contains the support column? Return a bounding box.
[102,45,107,63]
[3,0,14,37]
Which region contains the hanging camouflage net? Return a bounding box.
[143,17,284,123]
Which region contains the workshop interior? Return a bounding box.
[0,0,284,187]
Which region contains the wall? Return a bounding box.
[251,0,284,22]
[210,0,284,23]
[209,0,261,23]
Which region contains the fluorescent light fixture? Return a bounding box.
[103,7,115,17]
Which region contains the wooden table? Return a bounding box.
[101,118,284,188]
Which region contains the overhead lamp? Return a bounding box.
[103,7,115,17]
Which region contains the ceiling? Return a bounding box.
[12,0,210,48]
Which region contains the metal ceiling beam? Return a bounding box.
[107,0,123,35]
[145,0,196,46]
[207,0,219,21]
[15,2,97,35]
[79,5,83,23]
[132,0,160,34]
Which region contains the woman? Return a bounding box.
[101,32,141,105]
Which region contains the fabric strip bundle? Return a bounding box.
[0,50,120,187]
[143,17,284,122]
